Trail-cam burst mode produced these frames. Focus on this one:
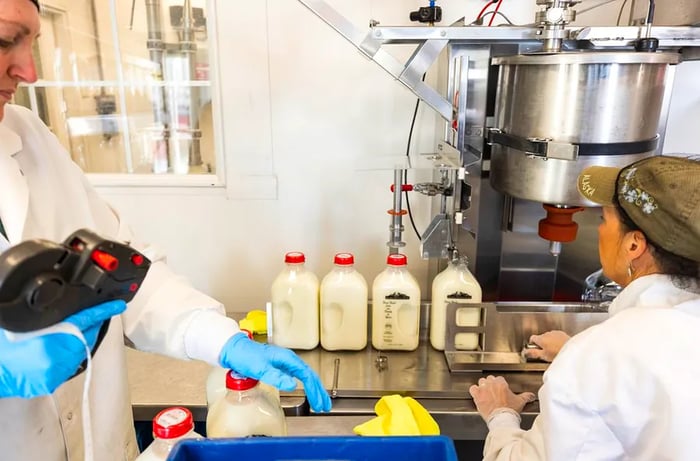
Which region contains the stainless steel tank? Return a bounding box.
[489,51,680,205]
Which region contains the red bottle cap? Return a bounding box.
[152,407,194,439]
[225,370,258,391]
[387,254,407,266]
[334,253,354,265]
[284,252,305,264]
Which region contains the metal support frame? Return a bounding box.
[298,0,700,125]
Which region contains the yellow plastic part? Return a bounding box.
[238,310,267,335]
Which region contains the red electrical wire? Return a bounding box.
[476,1,496,21]
[488,0,505,26]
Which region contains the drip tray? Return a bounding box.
[445,351,547,372]
[444,301,608,373]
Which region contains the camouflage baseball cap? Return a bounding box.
[577,156,700,262]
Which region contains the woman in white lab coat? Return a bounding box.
[0,1,330,460]
[470,155,700,460]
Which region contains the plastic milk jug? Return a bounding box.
[206,331,280,408]
[320,253,368,351]
[270,252,319,350]
[371,254,421,351]
[430,256,483,351]
[206,371,287,438]
[135,407,202,461]
[207,366,280,409]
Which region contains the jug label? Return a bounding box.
[447,291,473,300]
[385,291,410,300]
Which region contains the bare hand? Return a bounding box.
[469,375,536,422]
[523,330,570,362]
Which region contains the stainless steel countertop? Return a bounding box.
[127,339,542,440]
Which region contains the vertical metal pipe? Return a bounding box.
[542,26,562,52]
[89,0,105,84]
[145,0,169,130]
[180,0,202,167]
[388,169,406,255]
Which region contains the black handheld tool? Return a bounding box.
[0,229,150,332]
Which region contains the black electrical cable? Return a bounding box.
[403,74,427,241]
[616,0,630,26]
[476,11,514,25]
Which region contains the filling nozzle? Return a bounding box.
[538,204,584,256]
[549,240,563,257]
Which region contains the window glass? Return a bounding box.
[14,0,214,175]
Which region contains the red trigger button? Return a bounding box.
[91,250,119,272]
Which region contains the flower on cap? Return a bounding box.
[619,167,658,215]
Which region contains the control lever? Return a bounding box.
[0,229,151,332]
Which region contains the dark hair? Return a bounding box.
[29,0,39,10]
[613,195,699,283]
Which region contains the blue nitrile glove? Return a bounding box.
[0,300,127,399]
[219,333,332,413]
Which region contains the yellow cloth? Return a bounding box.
[238,310,267,335]
[353,394,440,436]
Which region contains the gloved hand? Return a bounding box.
[469,375,536,424]
[0,300,127,399]
[219,333,332,413]
[522,330,571,362]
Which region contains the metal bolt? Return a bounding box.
[375,354,388,372]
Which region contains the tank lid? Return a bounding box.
[152,407,194,439]
[492,51,680,66]
[334,253,355,265]
[285,252,305,263]
[387,254,407,266]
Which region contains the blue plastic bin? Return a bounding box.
[167,436,458,461]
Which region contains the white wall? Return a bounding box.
[97,0,700,314]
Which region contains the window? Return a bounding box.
[14,0,216,177]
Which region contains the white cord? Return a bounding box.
[5,324,94,461]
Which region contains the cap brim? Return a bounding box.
[577,166,620,206]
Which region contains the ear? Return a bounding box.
[624,230,648,259]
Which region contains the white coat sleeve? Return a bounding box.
[481,332,604,461]
[482,411,547,461]
[11,104,239,365]
[79,172,240,365]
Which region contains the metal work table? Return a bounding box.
[127,339,542,440]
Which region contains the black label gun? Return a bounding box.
[0,229,150,332]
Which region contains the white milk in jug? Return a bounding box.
[206,371,287,438]
[320,253,368,351]
[135,407,202,461]
[270,252,319,350]
[430,256,482,351]
[371,254,421,351]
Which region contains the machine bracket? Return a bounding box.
[487,129,661,160]
[487,128,579,160]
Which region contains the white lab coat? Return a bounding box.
[482,274,700,460]
[0,104,240,460]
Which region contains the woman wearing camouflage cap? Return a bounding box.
[469,155,700,460]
